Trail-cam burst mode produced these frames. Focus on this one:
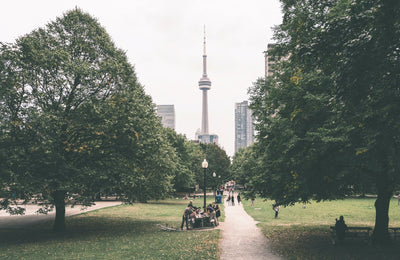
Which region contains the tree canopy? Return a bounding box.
[199,143,231,191]
[240,0,400,244]
[0,9,177,231]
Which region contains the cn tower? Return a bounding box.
[199,28,211,135]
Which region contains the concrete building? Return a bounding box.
[235,101,255,152]
[265,43,277,77]
[196,27,218,144]
[156,105,175,129]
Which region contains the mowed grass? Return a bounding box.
[243,197,400,260]
[0,197,220,260]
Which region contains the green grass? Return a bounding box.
[0,197,221,260]
[243,197,400,260]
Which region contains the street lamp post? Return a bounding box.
[202,159,208,210]
[212,172,216,196]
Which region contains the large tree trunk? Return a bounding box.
[53,190,66,232]
[372,173,393,244]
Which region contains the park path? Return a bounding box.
[219,196,282,260]
[0,201,121,229]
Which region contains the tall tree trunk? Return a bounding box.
[53,190,66,232]
[372,173,393,244]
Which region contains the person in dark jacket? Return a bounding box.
[335,216,347,243]
[181,207,193,230]
[212,202,220,224]
[237,193,241,205]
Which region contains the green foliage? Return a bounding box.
[0,9,176,218]
[231,145,259,199]
[200,143,231,190]
[163,128,204,192]
[243,0,400,243]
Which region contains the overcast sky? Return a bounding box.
[1,0,283,156]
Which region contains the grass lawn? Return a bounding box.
[0,196,221,260]
[243,197,400,260]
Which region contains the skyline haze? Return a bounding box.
[0,0,283,156]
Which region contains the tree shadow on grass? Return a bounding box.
[270,226,400,260]
[0,215,165,246]
[147,200,189,206]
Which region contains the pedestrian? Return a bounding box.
[273,205,280,218]
[251,197,255,207]
[207,204,217,226]
[237,193,241,205]
[212,202,221,224]
[226,195,231,206]
[187,200,198,211]
[181,207,192,230]
[231,194,235,206]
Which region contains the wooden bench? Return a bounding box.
[330,226,372,244]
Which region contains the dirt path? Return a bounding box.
[219,197,282,260]
[0,201,122,229]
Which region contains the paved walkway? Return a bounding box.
[0,201,122,229]
[219,197,282,260]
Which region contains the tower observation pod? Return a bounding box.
[199,27,211,135]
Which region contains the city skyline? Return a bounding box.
[0,0,283,156]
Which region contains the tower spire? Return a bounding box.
[199,26,211,135]
[199,26,211,88]
[203,25,206,56]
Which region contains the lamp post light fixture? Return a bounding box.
[202,159,208,210]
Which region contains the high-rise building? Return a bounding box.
[196,27,218,144]
[156,105,175,129]
[235,101,254,152]
[265,43,276,77]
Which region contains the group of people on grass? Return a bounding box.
[180,200,220,230]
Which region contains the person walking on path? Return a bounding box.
[219,199,282,259]
[273,205,280,219]
[237,193,241,205]
[231,194,235,206]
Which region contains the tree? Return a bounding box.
[163,128,197,193]
[247,0,400,244]
[199,143,231,192]
[0,9,175,232]
[231,145,257,198]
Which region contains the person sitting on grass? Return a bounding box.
[335,216,347,243]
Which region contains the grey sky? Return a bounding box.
[1,0,283,156]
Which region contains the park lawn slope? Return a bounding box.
[243,197,400,260]
[0,198,220,260]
